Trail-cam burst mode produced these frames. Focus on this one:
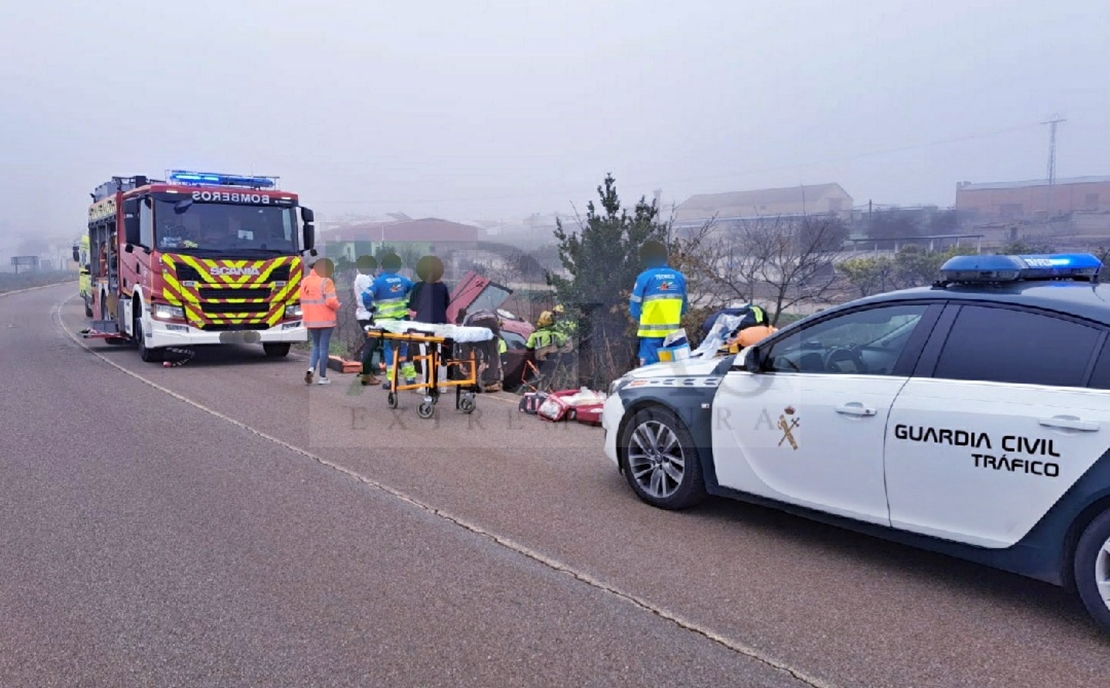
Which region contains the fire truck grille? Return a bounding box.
[201,302,272,315]
[175,265,203,281]
[198,287,272,300]
[172,264,291,282]
[197,323,263,332]
[268,265,292,281]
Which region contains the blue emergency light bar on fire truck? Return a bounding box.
[937,253,1103,286]
[166,170,278,189]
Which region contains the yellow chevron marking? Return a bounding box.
[163,272,200,304]
[178,255,214,284]
[273,273,301,303]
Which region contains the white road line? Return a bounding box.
[53,295,835,688]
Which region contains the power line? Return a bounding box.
[1042,113,1066,186]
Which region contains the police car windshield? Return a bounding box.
[154,199,299,255]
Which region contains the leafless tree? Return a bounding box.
[670,215,847,325]
[670,217,755,311]
[740,216,848,324]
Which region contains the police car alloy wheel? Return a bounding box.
[620,407,706,509]
[1073,510,1110,632]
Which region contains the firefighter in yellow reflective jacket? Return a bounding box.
[527,310,571,378]
[629,240,687,366]
[526,310,568,351]
[551,303,577,342]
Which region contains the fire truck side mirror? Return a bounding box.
[301,207,316,250]
[123,198,141,247]
[72,246,80,263]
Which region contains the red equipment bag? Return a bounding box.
[573,404,604,426]
[518,392,547,415]
[536,390,581,422]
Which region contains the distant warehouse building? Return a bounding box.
[673,182,853,232]
[956,176,1110,222]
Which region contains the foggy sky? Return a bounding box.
[1,0,1107,243]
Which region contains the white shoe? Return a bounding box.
[317,376,331,385]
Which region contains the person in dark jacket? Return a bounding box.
[409,255,450,324]
[408,255,451,383]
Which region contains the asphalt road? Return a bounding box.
[2,283,1108,687]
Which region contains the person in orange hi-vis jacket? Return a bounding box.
[299,257,341,385]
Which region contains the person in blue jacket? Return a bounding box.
[629,240,688,366]
[371,252,417,385]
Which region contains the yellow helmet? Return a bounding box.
[552,304,565,315]
[537,310,555,328]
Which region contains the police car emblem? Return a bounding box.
[778,407,799,450]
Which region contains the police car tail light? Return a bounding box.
[937,253,1102,285]
[167,170,278,189]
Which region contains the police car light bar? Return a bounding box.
[938,253,1102,285]
[166,170,277,189]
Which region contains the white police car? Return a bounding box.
[602,252,1110,632]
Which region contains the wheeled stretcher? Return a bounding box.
[364,321,494,419]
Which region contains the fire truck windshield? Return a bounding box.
[154,198,299,256]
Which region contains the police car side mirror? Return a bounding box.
[738,346,763,373]
[72,246,81,263]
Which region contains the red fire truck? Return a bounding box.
[81,170,316,362]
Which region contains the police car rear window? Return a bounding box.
[932,305,1101,387]
[1085,342,1110,390]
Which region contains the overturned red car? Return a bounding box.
[447,271,538,392]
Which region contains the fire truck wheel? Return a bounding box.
[263,343,291,358]
[134,308,161,363]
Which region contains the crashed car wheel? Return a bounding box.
[620,406,706,510]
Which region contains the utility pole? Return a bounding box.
[1041,113,1065,218]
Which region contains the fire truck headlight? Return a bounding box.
[153,303,185,320]
[284,304,303,319]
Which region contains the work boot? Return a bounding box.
[360,373,381,386]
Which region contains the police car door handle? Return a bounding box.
[1039,416,1099,432]
[835,402,876,417]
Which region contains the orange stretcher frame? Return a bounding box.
[365,327,480,419]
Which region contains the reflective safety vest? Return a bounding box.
[553,318,577,340]
[527,326,567,350]
[371,272,414,320]
[498,337,507,354]
[630,266,687,338]
[299,271,340,328]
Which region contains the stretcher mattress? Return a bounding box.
[368,320,495,343]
